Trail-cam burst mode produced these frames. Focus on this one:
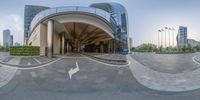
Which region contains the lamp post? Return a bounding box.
[161,29,164,47]
[165,27,168,48]
[168,28,171,47]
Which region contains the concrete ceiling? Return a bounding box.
[63,22,112,48]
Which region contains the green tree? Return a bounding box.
[134,43,157,52]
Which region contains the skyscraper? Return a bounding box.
[176,26,188,47]
[3,29,11,47]
[10,35,13,46]
[24,5,49,45]
[91,3,129,52]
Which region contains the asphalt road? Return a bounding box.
[1,57,200,100]
[132,52,200,74]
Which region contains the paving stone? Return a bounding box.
[128,53,200,92]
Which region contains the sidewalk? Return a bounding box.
[127,55,200,92]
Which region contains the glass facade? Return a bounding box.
[24,5,49,45]
[90,3,129,53]
[28,3,129,53]
[176,26,188,47]
[3,29,11,47]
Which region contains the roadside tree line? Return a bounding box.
[132,43,200,53]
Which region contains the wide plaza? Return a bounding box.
[0,52,200,100]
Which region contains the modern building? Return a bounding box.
[3,29,11,47]
[177,26,188,47]
[188,39,200,47]
[14,42,21,46]
[91,3,129,52]
[26,3,129,58]
[24,5,49,45]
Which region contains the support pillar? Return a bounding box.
[66,42,69,53]
[100,42,104,53]
[47,20,54,58]
[62,33,65,55]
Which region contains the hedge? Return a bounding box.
[0,46,9,52]
[10,46,40,56]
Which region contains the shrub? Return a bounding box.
[0,46,9,52]
[10,46,40,56]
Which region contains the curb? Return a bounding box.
[128,55,200,92]
[82,53,128,65]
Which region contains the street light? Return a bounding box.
[161,29,164,47]
[168,27,171,47]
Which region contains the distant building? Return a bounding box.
[14,42,21,46]
[3,29,11,47]
[10,35,13,46]
[3,29,14,47]
[24,5,49,45]
[188,39,200,47]
[177,26,188,47]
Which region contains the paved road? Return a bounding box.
[0,52,9,59]
[132,52,200,74]
[1,57,200,100]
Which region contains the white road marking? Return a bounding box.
[7,57,21,65]
[68,62,80,79]
[192,56,200,65]
[143,75,151,80]
[33,58,42,64]
[30,72,38,78]
[28,62,31,65]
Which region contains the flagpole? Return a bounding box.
[165,28,167,48]
[160,31,163,46]
[172,28,175,47]
[158,30,160,48]
[169,28,170,47]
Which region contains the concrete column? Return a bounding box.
[66,42,69,53]
[62,33,65,55]
[47,20,54,58]
[100,42,104,53]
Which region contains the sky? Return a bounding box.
[0,0,200,46]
